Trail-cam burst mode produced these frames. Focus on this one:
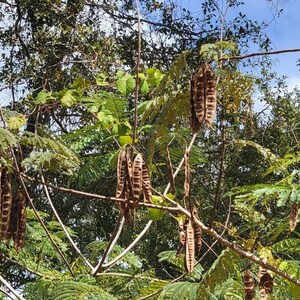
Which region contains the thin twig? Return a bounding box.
[41,173,93,270]
[163,133,197,195]
[0,287,14,300]
[100,220,153,270]
[92,214,125,275]
[132,0,141,148]
[0,275,25,300]
[219,48,300,62]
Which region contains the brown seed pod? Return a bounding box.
[289,203,299,232]
[184,148,190,198]
[13,192,27,251]
[189,63,217,131]
[184,218,195,273]
[259,266,273,299]
[1,167,12,240]
[116,149,127,198]
[165,147,175,195]
[244,270,255,300]
[191,208,202,253]
[176,217,186,256]
[203,64,217,126]
[132,154,143,205]
[141,160,152,203]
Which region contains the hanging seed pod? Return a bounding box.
[13,192,27,251]
[184,218,195,273]
[244,270,255,300]
[203,64,217,126]
[116,149,127,198]
[191,208,202,253]
[165,147,175,194]
[189,63,217,131]
[132,154,143,205]
[141,160,152,203]
[176,217,186,256]
[289,204,299,232]
[184,148,190,198]
[259,266,273,300]
[1,168,12,240]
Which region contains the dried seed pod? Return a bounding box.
[141,161,152,203]
[165,147,175,194]
[184,218,195,273]
[176,217,186,256]
[203,64,217,126]
[132,154,143,204]
[13,192,27,251]
[289,204,299,232]
[259,266,273,300]
[192,208,202,253]
[116,149,127,198]
[1,168,12,240]
[189,63,217,131]
[184,148,190,198]
[244,270,255,300]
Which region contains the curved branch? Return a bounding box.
[100,220,153,270]
[41,173,93,270]
[92,214,125,275]
[0,275,25,300]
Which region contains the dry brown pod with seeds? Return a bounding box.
[190,63,217,132]
[184,218,195,273]
[244,270,255,300]
[289,203,299,232]
[258,266,273,300]
[1,167,12,240]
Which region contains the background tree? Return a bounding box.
[0,0,300,299]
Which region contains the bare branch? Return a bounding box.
[220,48,300,62]
[0,275,25,300]
[41,173,93,270]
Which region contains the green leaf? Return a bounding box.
[0,128,17,150]
[7,114,26,130]
[60,89,78,107]
[140,79,149,94]
[96,73,108,86]
[116,73,135,95]
[118,135,133,146]
[148,195,165,220]
[72,77,91,92]
[35,89,53,104]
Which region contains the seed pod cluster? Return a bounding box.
[0,167,26,250]
[116,149,152,220]
[289,203,299,232]
[258,266,273,300]
[244,270,255,300]
[190,63,217,132]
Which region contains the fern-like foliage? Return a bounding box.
[20,131,79,174]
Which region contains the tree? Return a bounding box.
[0,0,300,299]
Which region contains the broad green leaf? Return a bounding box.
[140,79,149,94]
[96,73,108,86]
[60,89,78,107]
[116,73,135,95]
[35,89,53,104]
[118,135,133,146]
[72,77,91,91]
[0,128,17,150]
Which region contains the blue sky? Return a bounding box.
[184,0,300,89]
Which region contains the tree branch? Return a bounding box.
[220,48,300,62]
[41,173,93,270]
[0,275,25,300]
